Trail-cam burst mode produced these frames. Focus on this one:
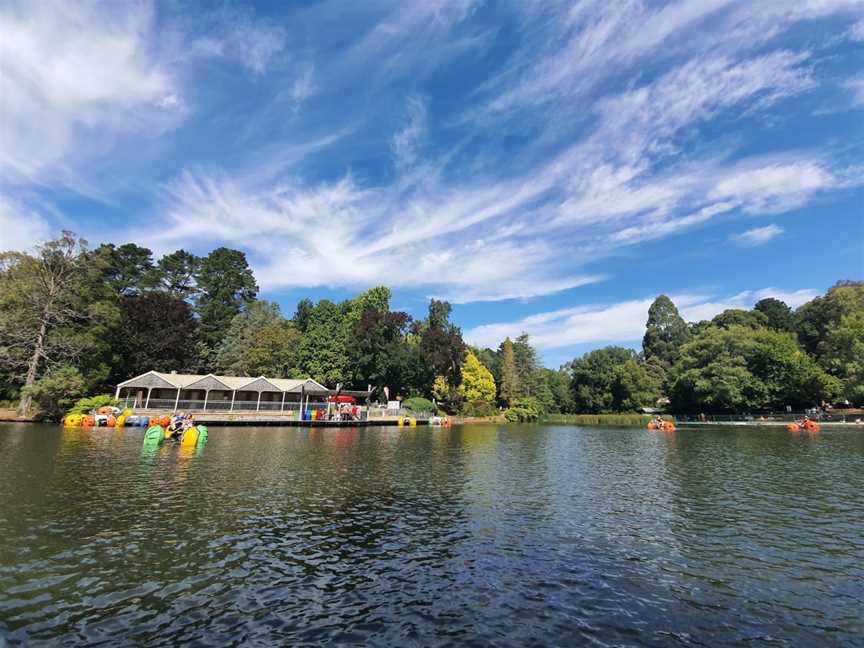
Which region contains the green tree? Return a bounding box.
[570,347,661,413]
[816,282,864,404]
[546,367,575,413]
[793,285,857,358]
[155,249,199,300]
[512,333,538,397]
[387,328,432,399]
[0,233,118,416]
[348,308,412,392]
[216,301,301,377]
[348,286,391,318]
[110,292,198,382]
[504,396,544,422]
[340,287,394,385]
[669,325,840,412]
[194,247,258,348]
[418,299,465,391]
[642,295,690,367]
[458,350,496,402]
[612,359,663,412]
[499,337,519,406]
[292,298,314,333]
[20,365,87,420]
[528,368,556,413]
[754,298,795,332]
[297,299,349,386]
[96,243,157,295]
[712,308,768,330]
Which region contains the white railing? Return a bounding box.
[122,396,319,413]
[366,407,431,419]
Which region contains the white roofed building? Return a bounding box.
[115,371,331,413]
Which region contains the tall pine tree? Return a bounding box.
[194,248,258,350]
[499,337,519,406]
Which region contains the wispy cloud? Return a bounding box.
[731,224,784,246]
[846,78,864,107]
[185,8,287,75]
[0,196,52,253]
[339,1,483,83]
[0,1,182,186]
[141,165,601,301]
[2,0,862,307]
[391,97,428,174]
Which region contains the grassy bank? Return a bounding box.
[543,413,669,426]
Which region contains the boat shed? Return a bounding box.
[115,371,331,413]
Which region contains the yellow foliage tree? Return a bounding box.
[458,350,496,402]
[432,375,452,402]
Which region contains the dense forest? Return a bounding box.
[1,233,861,420]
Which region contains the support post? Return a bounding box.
[203,390,209,411]
[145,387,152,408]
[173,388,181,412]
[230,390,236,412]
[256,391,262,412]
[114,386,120,400]
[280,391,286,414]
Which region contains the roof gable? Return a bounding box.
[116,371,330,392]
[117,371,179,390]
[238,376,282,392]
[183,374,231,391]
[302,379,329,393]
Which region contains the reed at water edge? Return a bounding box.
[543,414,672,426]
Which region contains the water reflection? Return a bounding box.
[0,423,862,646]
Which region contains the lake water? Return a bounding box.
[1,423,862,647]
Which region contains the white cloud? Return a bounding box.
[679,288,819,322]
[140,166,600,301]
[0,1,183,184]
[464,288,820,351]
[0,196,52,253]
[465,297,662,350]
[391,97,428,173]
[188,11,286,75]
[732,224,784,245]
[7,0,861,304]
[709,162,835,213]
[479,0,736,120]
[846,78,864,107]
[341,1,483,82]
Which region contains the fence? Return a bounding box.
[366,407,433,420]
[120,397,319,413]
[115,396,440,422]
[674,411,860,423]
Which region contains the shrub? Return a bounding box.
[21,366,87,421]
[504,396,543,422]
[402,396,435,414]
[461,399,498,417]
[543,413,661,427]
[68,394,119,415]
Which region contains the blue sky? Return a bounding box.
[1,1,862,367]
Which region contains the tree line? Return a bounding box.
[557,284,863,415]
[0,233,860,420]
[0,233,472,418]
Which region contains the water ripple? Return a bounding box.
[1,423,863,646]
